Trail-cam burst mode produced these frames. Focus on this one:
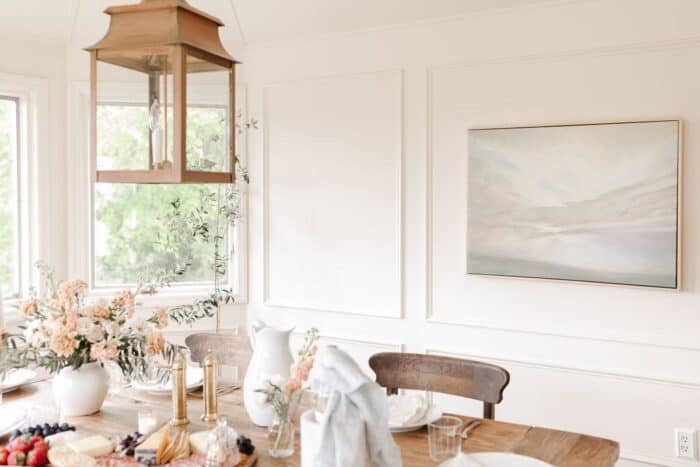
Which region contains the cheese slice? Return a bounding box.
[135,424,170,464]
[44,431,82,448]
[67,435,114,457]
[48,446,97,467]
[189,430,210,456]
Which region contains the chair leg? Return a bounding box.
[483,402,494,420]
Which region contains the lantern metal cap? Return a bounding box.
[85,0,240,66]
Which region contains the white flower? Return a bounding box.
[126,317,150,335]
[76,317,92,334]
[269,374,284,387]
[24,321,48,348]
[85,324,105,343]
[104,321,120,337]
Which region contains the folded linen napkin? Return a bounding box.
[309,346,402,467]
[387,394,429,427]
[447,453,483,467]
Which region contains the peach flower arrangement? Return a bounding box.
[0,263,184,378]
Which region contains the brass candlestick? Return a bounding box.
[170,352,189,427]
[201,350,218,423]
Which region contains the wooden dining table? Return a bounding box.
[2,381,619,466]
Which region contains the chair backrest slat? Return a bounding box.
[369,352,510,420]
[185,332,252,375]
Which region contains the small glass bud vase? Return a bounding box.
[268,416,295,458]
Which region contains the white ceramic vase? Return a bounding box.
[243,320,294,427]
[53,362,110,416]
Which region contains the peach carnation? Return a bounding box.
[152,308,168,329]
[90,339,118,362]
[112,290,135,318]
[20,299,39,317]
[282,377,302,396]
[86,302,110,321]
[145,331,165,356]
[58,279,87,306]
[49,326,79,358]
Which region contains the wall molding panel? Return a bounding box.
[425,36,700,352]
[262,69,405,319]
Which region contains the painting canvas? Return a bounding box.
[467,120,681,288]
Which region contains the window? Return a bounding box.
[92,103,232,288]
[0,96,20,297]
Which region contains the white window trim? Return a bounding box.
[67,81,248,308]
[0,73,50,326]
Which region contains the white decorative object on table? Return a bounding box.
[53,362,110,416]
[242,320,294,427]
[439,452,554,467]
[308,346,402,467]
[388,393,442,432]
[301,409,367,467]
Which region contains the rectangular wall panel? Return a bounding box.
[264,71,403,317]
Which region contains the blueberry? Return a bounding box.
[60,423,69,431]
[12,429,21,438]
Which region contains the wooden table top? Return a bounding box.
[2,381,619,466]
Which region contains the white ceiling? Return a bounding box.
[0,0,552,46]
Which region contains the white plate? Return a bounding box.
[438,452,554,467]
[132,367,203,395]
[1,368,37,393]
[389,405,442,433]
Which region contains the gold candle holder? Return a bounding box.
[170,352,189,427]
[201,350,218,423]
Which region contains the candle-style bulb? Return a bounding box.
[201,350,218,423]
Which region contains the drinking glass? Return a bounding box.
[428,415,463,461]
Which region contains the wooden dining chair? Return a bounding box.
[368,352,510,419]
[185,332,252,376]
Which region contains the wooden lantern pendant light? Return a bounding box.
[86,0,240,183]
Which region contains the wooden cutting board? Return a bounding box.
[96,451,257,466]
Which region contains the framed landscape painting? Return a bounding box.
[467,120,681,289]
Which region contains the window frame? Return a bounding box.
[0,73,50,325]
[0,95,22,299]
[68,81,248,306]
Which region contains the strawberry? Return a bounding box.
[0,447,9,465]
[9,436,31,454]
[28,443,46,456]
[27,437,42,449]
[7,451,26,466]
[25,448,47,467]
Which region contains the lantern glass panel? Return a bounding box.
[96,48,176,172]
[185,52,231,173]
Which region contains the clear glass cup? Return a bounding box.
[428,415,463,461]
[138,408,158,436]
[218,364,239,387]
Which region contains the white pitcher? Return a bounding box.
[243,320,294,427]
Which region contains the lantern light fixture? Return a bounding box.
[86,0,240,184]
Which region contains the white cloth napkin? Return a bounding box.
[447,453,483,467]
[388,394,429,427]
[309,346,402,467]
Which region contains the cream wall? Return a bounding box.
[244,0,700,465]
